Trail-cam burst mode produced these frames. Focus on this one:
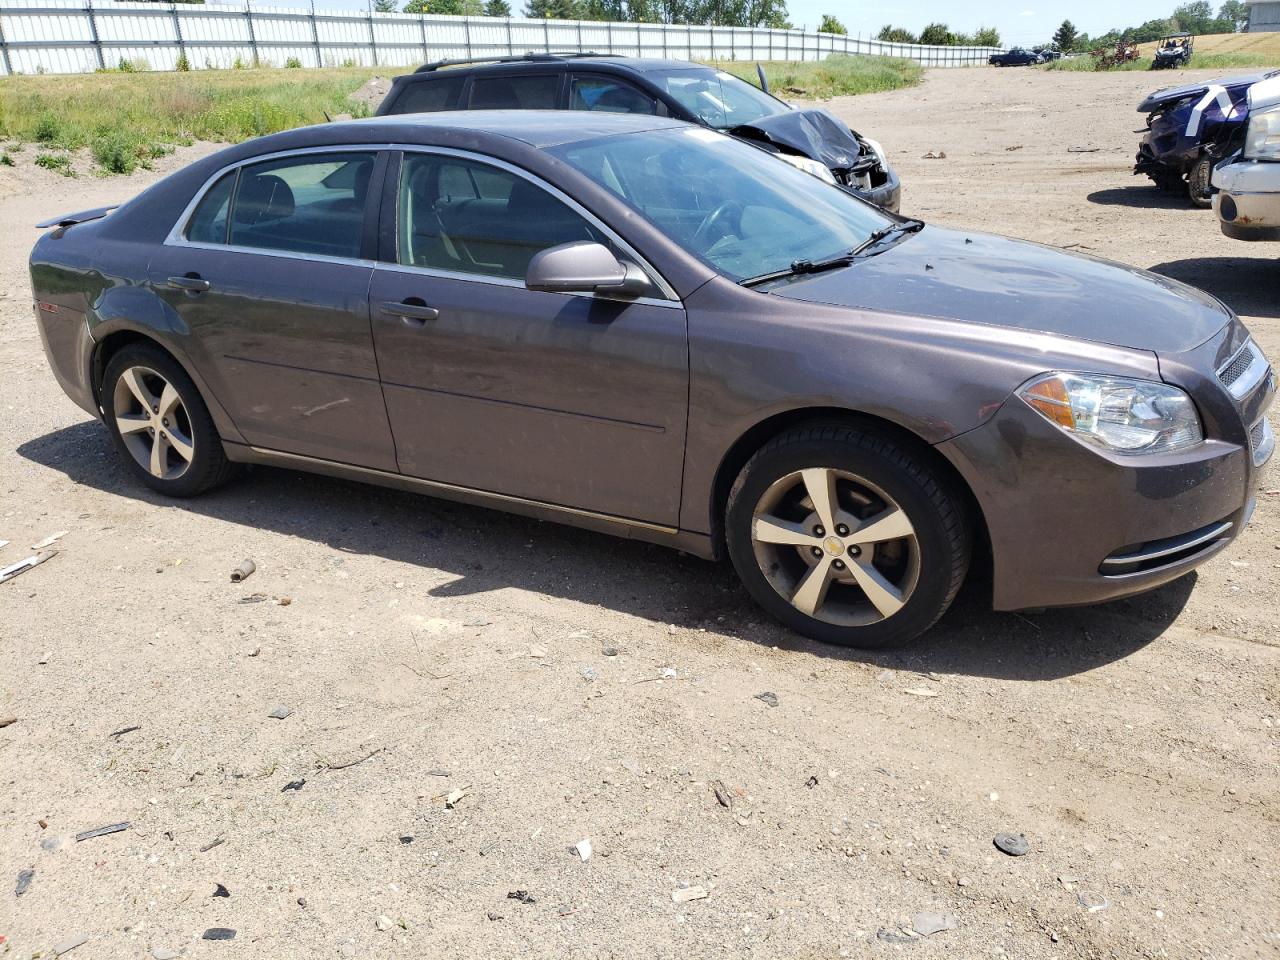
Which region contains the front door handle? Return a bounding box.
[380,300,439,324]
[167,275,211,294]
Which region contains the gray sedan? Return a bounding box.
[30,112,1275,648]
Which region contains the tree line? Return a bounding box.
[373,0,793,27]
[1049,1,1247,53]
[874,23,1001,47]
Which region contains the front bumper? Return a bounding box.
[938,346,1274,611]
[1212,158,1280,240]
[859,166,902,214]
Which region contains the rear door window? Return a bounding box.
[569,75,657,115]
[227,152,376,259]
[467,74,560,110]
[389,75,465,114]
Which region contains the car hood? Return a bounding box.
[729,108,867,171]
[1138,71,1280,111]
[769,226,1231,354]
[1249,73,1280,112]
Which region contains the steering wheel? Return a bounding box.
[691,200,745,250]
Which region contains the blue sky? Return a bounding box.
[779,1,1182,42]
[308,0,1185,45]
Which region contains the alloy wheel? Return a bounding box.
[111,365,196,481]
[750,467,920,627]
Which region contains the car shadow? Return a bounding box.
[1148,255,1280,319]
[18,420,1196,683]
[1086,185,1194,209]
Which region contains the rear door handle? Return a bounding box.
[167,276,211,294]
[380,300,439,323]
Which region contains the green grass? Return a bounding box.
[714,54,924,99]
[34,151,73,175]
[1188,52,1280,69]
[1043,50,1280,72]
[0,56,921,176]
[1042,55,1150,72]
[0,66,382,174]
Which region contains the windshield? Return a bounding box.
[550,126,895,282]
[651,68,790,129]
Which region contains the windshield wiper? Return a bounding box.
[740,252,860,288]
[739,218,924,289]
[847,217,925,257]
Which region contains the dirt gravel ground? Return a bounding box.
[1,67,1278,959]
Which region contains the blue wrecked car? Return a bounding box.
[1134,70,1280,207]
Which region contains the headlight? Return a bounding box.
[1018,373,1203,455]
[776,152,837,184]
[1245,103,1280,160]
[861,136,888,168]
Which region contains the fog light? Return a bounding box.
[1220,194,1238,222]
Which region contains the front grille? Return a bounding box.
[1219,343,1256,389]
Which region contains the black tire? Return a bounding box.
[725,423,971,649]
[101,342,234,497]
[1188,155,1213,208]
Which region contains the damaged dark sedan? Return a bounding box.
[30,112,1274,649]
[376,52,901,210]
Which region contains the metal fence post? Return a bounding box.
[0,11,12,76]
[505,16,513,55]
[542,17,549,53]
[605,20,612,54]
[169,2,187,67]
[244,0,259,67]
[86,0,106,70]
[366,3,377,66]
[463,16,471,59]
[419,12,428,61]
[309,0,322,67]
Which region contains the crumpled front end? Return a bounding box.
[1134,76,1257,179]
[730,108,901,212]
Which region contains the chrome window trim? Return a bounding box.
[373,260,680,311]
[1218,338,1271,401]
[163,142,682,304]
[389,144,680,302]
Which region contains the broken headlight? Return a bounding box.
[776,153,837,185]
[1245,103,1280,160]
[1018,373,1203,455]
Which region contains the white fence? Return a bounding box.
[0,0,1001,76]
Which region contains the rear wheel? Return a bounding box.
[1188,155,1213,208]
[101,343,233,497]
[725,424,971,649]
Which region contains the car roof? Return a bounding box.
[400,54,717,81]
[260,109,691,152]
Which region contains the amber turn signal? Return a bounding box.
[1022,377,1076,429]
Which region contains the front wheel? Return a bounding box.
[1188,155,1213,208]
[725,424,971,649]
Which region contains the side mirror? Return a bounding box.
[525,242,653,299]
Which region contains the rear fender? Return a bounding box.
[87,286,245,445]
